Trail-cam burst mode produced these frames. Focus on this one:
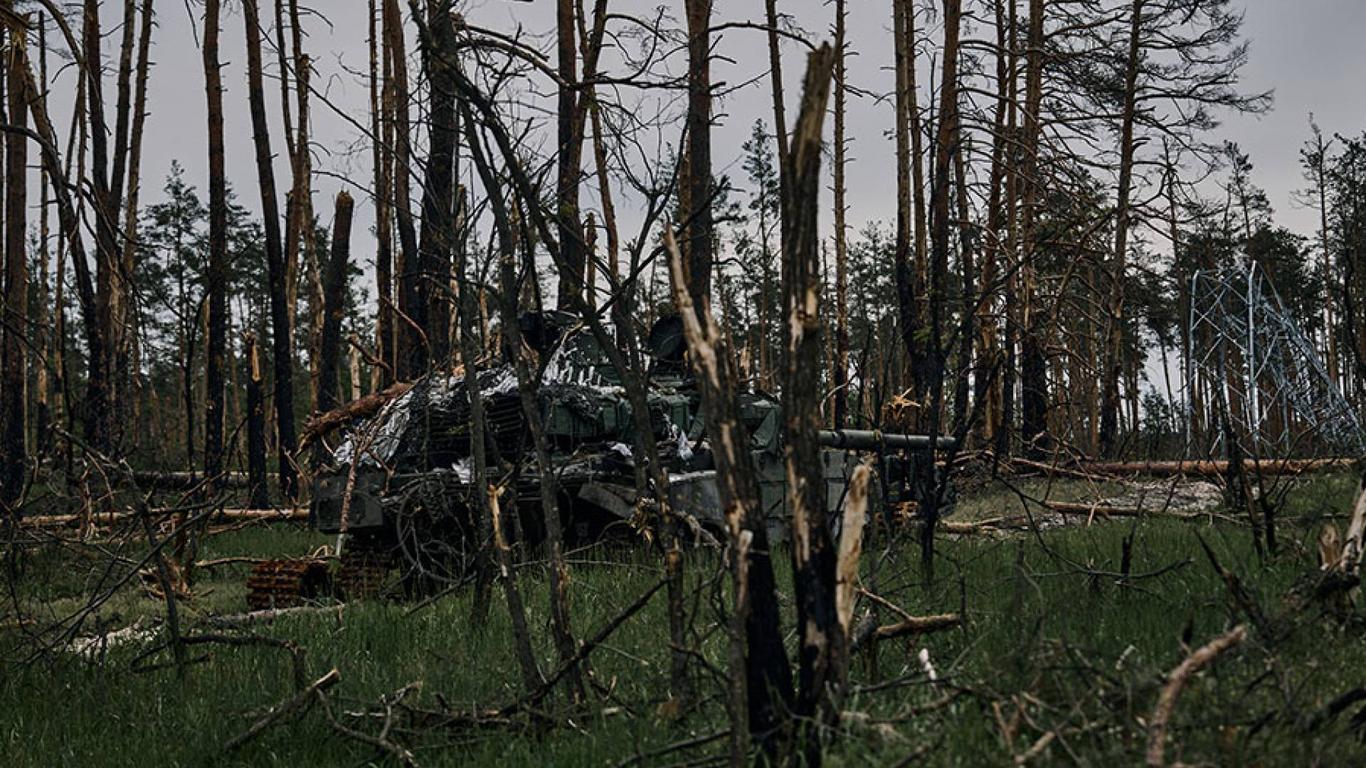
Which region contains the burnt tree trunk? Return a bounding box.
[921,0,962,586]
[370,0,394,386]
[892,0,930,417]
[244,333,269,509]
[79,1,114,453]
[781,45,841,765]
[683,0,713,309]
[202,0,228,486]
[244,0,299,499]
[1,21,27,513]
[317,191,354,414]
[554,0,583,307]
[832,0,850,429]
[668,227,794,759]
[386,0,420,378]
[416,1,457,368]
[764,0,789,245]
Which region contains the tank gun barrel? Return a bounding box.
[816,429,957,452]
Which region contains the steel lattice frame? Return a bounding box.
[1185,259,1366,459]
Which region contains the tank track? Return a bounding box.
[336,538,394,601]
[246,558,332,610]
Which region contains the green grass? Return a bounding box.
[4,472,1366,766]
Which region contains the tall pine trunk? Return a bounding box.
[202,0,228,486]
[683,0,713,310]
[832,0,850,429]
[1,17,28,513]
[1100,0,1144,458]
[370,0,394,386]
[921,0,961,585]
[416,2,457,369]
[244,0,299,499]
[1018,0,1048,456]
[386,0,420,379]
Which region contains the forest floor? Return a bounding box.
[3,470,1365,767]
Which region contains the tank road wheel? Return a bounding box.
[246,559,332,610]
[336,535,395,601]
[394,479,477,596]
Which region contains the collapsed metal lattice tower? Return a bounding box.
[1185,259,1366,459]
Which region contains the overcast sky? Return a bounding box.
[51,0,1366,271]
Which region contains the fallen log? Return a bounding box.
[132,470,257,489]
[1078,458,1356,478]
[851,612,961,651]
[1041,500,1186,519]
[1010,457,1114,482]
[938,520,994,535]
[19,507,308,530]
[851,588,962,651]
[868,613,961,642]
[299,380,413,450]
[202,604,346,630]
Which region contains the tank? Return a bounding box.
[248,313,955,606]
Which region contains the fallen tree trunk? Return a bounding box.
[1041,500,1195,519]
[299,380,413,450]
[1077,458,1355,478]
[851,612,960,651]
[132,471,258,489]
[20,507,307,530]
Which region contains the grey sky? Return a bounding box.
[51,0,1366,272]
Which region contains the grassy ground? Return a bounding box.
[3,471,1364,766]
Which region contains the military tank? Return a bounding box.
[247,313,955,608]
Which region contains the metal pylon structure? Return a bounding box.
[1185,259,1366,459]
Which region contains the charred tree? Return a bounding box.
[202,0,228,486]
[553,0,583,307]
[244,334,269,509]
[283,0,319,408]
[370,0,394,386]
[682,0,713,309]
[764,0,789,236]
[317,191,354,414]
[921,0,961,585]
[243,0,299,500]
[1,16,27,513]
[386,0,420,379]
[77,1,114,453]
[415,1,458,369]
[668,225,795,757]
[781,44,841,764]
[832,0,850,429]
[892,0,930,415]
